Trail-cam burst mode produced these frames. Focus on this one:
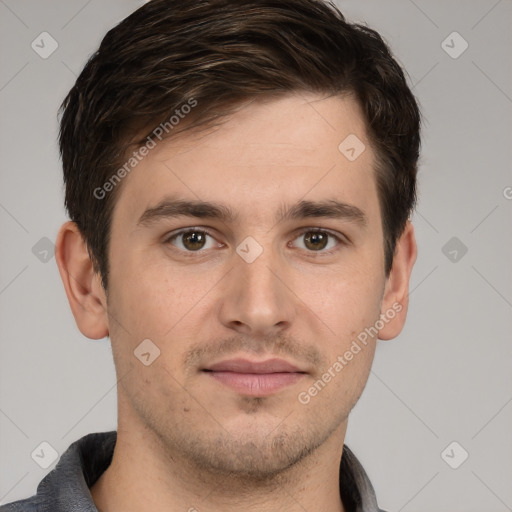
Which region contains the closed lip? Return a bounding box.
[203,358,306,374]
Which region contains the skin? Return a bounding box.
[56,92,417,512]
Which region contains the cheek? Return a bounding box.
[298,268,384,391]
[304,280,381,404]
[304,264,384,330]
[108,248,209,338]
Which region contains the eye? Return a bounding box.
[165,229,221,252]
[290,229,343,253]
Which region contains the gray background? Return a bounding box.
[0,1,511,511]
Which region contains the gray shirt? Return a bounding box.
[0,431,386,512]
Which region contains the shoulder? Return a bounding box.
[0,498,40,512]
[0,431,117,512]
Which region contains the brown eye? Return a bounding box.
[303,231,328,250]
[291,229,342,253]
[167,229,219,252]
[181,231,207,250]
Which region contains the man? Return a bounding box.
[1,0,419,511]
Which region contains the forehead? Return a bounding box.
[112,92,379,226]
[161,93,369,162]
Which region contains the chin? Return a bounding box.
[168,417,332,484]
[195,432,312,479]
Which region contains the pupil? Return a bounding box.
[305,232,327,250]
[184,232,205,250]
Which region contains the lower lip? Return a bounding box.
[206,371,304,396]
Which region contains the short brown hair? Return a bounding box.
[59,0,421,291]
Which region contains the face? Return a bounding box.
[104,93,392,478]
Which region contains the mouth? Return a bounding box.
[202,358,307,397]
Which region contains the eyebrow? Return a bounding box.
[277,199,367,227]
[136,197,367,228]
[137,198,237,227]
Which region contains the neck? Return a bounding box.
[91,402,348,512]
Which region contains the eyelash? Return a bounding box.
[164,227,347,256]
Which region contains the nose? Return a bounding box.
[218,246,297,337]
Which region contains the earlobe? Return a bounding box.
[378,220,417,341]
[55,221,109,340]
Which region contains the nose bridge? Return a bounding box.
[239,247,279,300]
[219,239,295,335]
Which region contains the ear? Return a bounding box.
[55,221,109,339]
[378,220,417,340]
